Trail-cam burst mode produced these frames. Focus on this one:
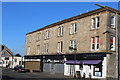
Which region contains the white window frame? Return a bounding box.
[110,15,116,28]
[70,23,77,34]
[44,43,49,54]
[91,18,96,29]
[73,40,76,49]
[57,41,63,53]
[95,36,100,50]
[91,17,100,29]
[57,27,61,36]
[44,30,50,39]
[61,26,64,36]
[69,40,77,51]
[58,26,64,36]
[96,17,100,28]
[91,36,100,51]
[57,42,60,53]
[110,36,115,51]
[91,37,95,51]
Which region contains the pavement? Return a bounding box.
[0,68,2,79]
[1,68,100,80]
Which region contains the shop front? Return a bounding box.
[64,52,109,78]
[43,54,64,74]
[24,55,43,72]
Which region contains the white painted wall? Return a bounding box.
[1,57,24,68]
[12,57,24,68]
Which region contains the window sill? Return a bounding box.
[36,40,40,42]
[110,27,116,29]
[44,38,49,40]
[90,28,100,31]
[57,36,63,37]
[90,49,100,52]
[69,33,77,35]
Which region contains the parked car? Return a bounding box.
[13,65,29,72]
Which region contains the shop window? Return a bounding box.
[79,64,83,70]
[93,65,102,77]
[70,65,75,75]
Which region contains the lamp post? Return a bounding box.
[95,4,119,79]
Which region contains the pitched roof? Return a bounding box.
[26,6,120,35]
[1,45,13,56]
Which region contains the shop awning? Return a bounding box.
[65,60,102,65]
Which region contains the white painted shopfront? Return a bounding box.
[64,53,107,79]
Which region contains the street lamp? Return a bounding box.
[95,4,119,79]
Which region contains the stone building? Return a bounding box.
[25,6,120,79]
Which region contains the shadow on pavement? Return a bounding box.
[2,75,15,79]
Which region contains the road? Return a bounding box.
[2,68,69,80]
[1,68,100,80]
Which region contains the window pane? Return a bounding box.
[74,23,77,33]
[91,37,95,50]
[96,36,100,49]
[110,36,115,50]
[92,18,96,29]
[96,17,100,28]
[110,16,115,28]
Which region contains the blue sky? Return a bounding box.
[2,2,118,56]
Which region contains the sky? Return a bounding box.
[2,2,119,56]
